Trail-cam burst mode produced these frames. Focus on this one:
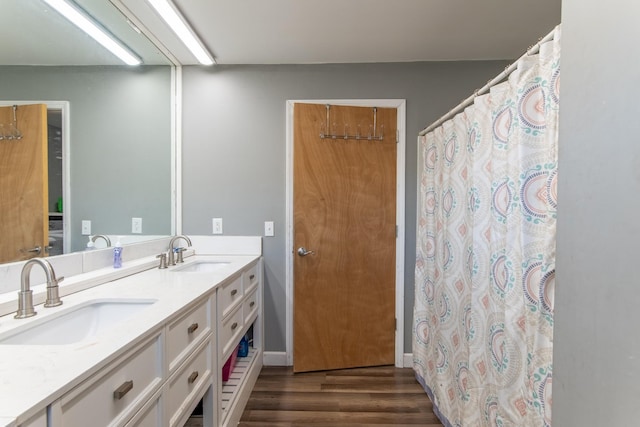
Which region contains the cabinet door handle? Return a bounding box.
[249,301,255,308]
[187,323,199,334]
[249,274,255,281]
[231,322,238,330]
[113,380,133,400]
[188,371,199,384]
[230,289,238,297]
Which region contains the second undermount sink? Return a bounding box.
[0,298,157,346]
[170,261,230,273]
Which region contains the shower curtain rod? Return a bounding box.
[419,25,559,136]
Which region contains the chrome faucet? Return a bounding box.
[168,235,192,266]
[91,234,111,247]
[15,258,65,319]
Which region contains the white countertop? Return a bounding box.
[0,254,259,426]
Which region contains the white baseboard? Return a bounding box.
[263,351,288,366]
[404,353,413,368]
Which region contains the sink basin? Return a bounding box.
[171,261,230,273]
[0,298,157,345]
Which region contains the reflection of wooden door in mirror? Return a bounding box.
[0,104,48,263]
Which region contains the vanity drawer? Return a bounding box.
[167,339,212,427]
[166,296,211,373]
[58,333,163,427]
[243,286,259,326]
[243,262,260,294]
[220,305,244,360]
[218,274,243,318]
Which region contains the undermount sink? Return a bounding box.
[170,261,230,273]
[0,298,157,346]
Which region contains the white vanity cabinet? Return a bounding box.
[6,255,262,427]
[217,259,263,427]
[48,295,216,427]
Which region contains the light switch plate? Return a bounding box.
[81,220,91,235]
[264,221,274,237]
[132,217,142,234]
[212,218,223,234]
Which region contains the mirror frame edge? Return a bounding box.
[172,65,180,237]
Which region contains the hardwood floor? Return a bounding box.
[238,366,444,426]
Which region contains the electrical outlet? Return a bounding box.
[265,221,274,237]
[212,218,223,234]
[132,217,142,234]
[81,220,91,235]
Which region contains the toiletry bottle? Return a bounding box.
[86,236,96,251]
[113,237,123,268]
[238,334,249,357]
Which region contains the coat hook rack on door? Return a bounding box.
[0,105,23,141]
[319,104,384,141]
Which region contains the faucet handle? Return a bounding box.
[56,276,65,285]
[156,253,168,269]
[175,247,186,263]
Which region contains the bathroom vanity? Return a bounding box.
[0,239,263,427]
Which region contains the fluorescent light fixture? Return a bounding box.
[146,0,215,65]
[43,0,142,66]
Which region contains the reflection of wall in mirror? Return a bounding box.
[0,66,173,255]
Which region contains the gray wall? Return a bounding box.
[181,61,508,353]
[0,66,172,252]
[554,1,640,424]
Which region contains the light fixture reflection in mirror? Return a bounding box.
[42,0,142,66]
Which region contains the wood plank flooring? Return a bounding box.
[237,366,444,427]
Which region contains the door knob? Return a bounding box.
[22,246,42,255]
[297,247,315,257]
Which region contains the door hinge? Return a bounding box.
[396,130,399,144]
[395,225,398,238]
[395,318,397,331]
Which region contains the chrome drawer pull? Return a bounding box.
[113,380,133,400]
[249,301,255,308]
[231,322,238,330]
[249,274,255,281]
[187,323,199,334]
[188,371,199,384]
[230,289,238,297]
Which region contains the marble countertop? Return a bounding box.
[0,254,259,426]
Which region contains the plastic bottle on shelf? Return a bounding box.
[238,334,249,357]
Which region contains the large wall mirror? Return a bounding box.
[0,0,174,262]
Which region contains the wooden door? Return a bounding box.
[293,103,397,373]
[0,104,49,263]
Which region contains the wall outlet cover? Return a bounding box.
[265,221,274,237]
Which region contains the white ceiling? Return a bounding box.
[2,0,561,66]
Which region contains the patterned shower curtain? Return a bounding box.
[413,27,560,427]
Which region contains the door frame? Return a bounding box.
[0,100,71,254]
[285,99,406,367]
